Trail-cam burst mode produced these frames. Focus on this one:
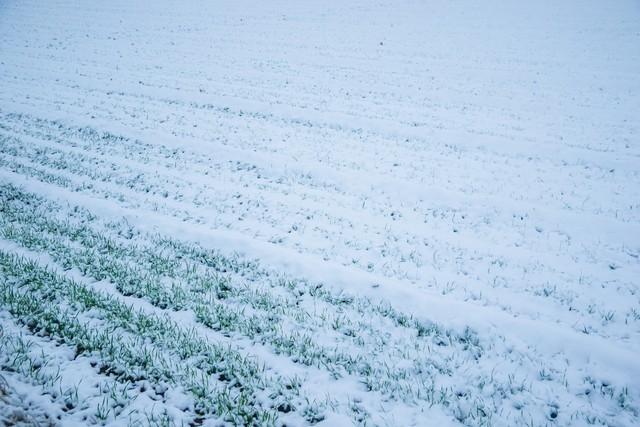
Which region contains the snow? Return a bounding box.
[1,0,639,425]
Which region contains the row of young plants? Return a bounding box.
[0,132,232,229]
[0,117,271,209]
[0,132,186,199]
[0,249,294,425]
[2,181,637,425]
[2,183,616,427]
[2,115,631,340]
[0,317,186,426]
[0,185,472,408]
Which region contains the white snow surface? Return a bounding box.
[1,0,639,426]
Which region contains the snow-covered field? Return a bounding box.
[1,0,639,425]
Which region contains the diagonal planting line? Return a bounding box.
[0,311,192,425]
[0,183,497,421]
[0,249,285,425]
[0,182,481,369]
[3,183,636,426]
[0,181,479,355]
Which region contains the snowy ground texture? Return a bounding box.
[1,0,639,426]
